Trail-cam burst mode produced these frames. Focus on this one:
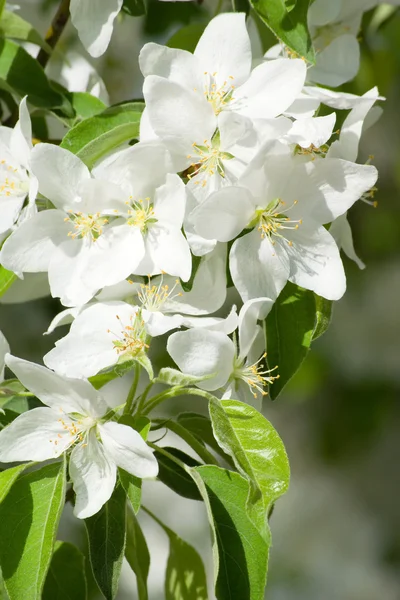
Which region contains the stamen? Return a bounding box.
[234,353,280,399]
[127,197,157,233]
[138,275,182,311]
[108,312,149,356]
[66,211,109,241]
[202,72,235,115]
[255,198,303,245]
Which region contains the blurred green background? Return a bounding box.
[1,1,400,598]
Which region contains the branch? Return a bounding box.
[37,0,71,69]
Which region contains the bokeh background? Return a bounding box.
[1,1,400,598]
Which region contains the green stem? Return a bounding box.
[37,0,71,68]
[151,419,219,465]
[123,363,141,415]
[133,380,155,416]
[143,386,216,415]
[213,0,224,17]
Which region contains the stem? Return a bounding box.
[123,363,141,415]
[37,0,71,69]
[133,380,155,416]
[143,386,215,415]
[213,0,224,17]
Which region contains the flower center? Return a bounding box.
[186,132,233,186]
[127,197,157,233]
[253,198,302,246]
[49,412,94,451]
[108,312,149,357]
[66,211,109,241]
[138,276,182,312]
[202,71,235,115]
[0,160,28,198]
[233,353,279,399]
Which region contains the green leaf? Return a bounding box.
[0,0,6,20]
[43,541,87,600]
[250,0,315,63]
[0,266,16,298]
[0,462,33,503]
[208,398,290,536]
[85,484,126,600]
[0,10,52,53]
[190,466,269,600]
[122,0,146,16]
[125,508,150,600]
[312,294,333,340]
[119,468,141,514]
[159,419,219,466]
[156,368,212,387]
[60,102,144,169]
[177,412,234,468]
[232,0,250,13]
[264,282,316,399]
[0,459,66,600]
[167,23,206,53]
[154,446,202,501]
[0,39,66,108]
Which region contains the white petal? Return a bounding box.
[5,354,108,417]
[192,186,256,242]
[238,298,273,361]
[44,302,138,379]
[182,305,238,335]
[286,113,336,149]
[0,209,69,274]
[194,13,252,86]
[287,222,346,300]
[230,228,290,302]
[303,86,376,110]
[329,213,365,270]
[30,144,90,210]
[308,0,342,26]
[99,422,158,478]
[0,330,9,381]
[139,42,202,89]
[167,328,235,391]
[0,195,25,234]
[0,407,73,462]
[77,178,126,214]
[145,224,192,281]
[284,92,320,119]
[153,173,186,227]
[45,305,84,335]
[309,35,360,87]
[10,97,32,169]
[143,76,216,157]
[234,58,306,119]
[70,430,117,519]
[70,0,123,58]
[143,311,184,337]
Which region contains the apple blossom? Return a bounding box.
[0,354,158,518]
[0,331,9,381]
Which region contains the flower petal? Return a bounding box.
[5,354,108,417]
[230,228,290,302]
[194,13,251,86]
[0,407,72,462]
[167,328,235,391]
[0,330,9,380]
[70,0,123,57]
[99,422,158,478]
[145,224,192,281]
[234,58,307,120]
[286,113,336,149]
[238,297,273,361]
[308,34,360,87]
[139,42,202,90]
[70,430,117,519]
[0,209,70,274]
[0,195,25,235]
[30,144,90,210]
[153,173,186,228]
[10,97,32,169]
[329,213,365,270]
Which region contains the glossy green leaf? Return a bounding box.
[312,294,333,340]
[0,10,52,53]
[167,23,206,53]
[0,266,16,298]
[264,282,316,399]
[157,368,211,387]
[69,92,107,120]
[159,419,219,466]
[0,39,66,108]
[209,398,290,536]
[122,0,146,16]
[42,541,87,600]
[125,508,150,600]
[0,459,66,600]
[0,462,33,503]
[250,0,315,63]
[154,446,202,501]
[60,102,144,169]
[190,466,269,600]
[85,484,126,600]
[177,412,234,467]
[0,0,6,20]
[119,468,141,514]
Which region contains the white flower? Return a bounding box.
[1,142,190,306]
[0,354,158,518]
[0,331,9,381]
[44,249,238,379]
[140,12,305,200]
[0,97,38,236]
[191,141,378,302]
[70,0,123,58]
[167,298,276,407]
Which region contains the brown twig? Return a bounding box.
[37,0,71,69]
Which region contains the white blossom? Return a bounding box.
[0,331,9,381]
[0,354,158,518]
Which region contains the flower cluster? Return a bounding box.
[0,12,380,518]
